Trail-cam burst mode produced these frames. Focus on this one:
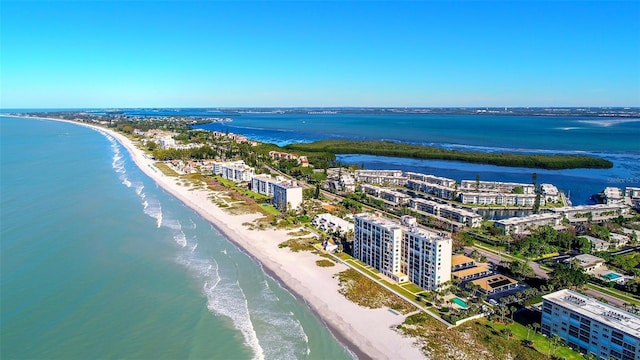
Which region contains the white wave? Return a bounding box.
[577,118,640,127]
[191,243,198,253]
[247,280,309,359]
[162,218,182,231]
[555,127,582,131]
[135,183,144,195]
[142,197,163,228]
[174,231,187,248]
[122,178,132,187]
[205,279,265,360]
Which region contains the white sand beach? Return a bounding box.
[14,116,425,359]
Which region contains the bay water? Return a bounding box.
[193,113,640,206]
[0,116,353,360]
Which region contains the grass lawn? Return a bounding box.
[260,204,280,216]
[155,162,179,176]
[491,322,581,360]
[400,282,424,294]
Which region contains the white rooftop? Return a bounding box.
[543,289,640,338]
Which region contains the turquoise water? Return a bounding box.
[451,297,468,308]
[0,117,353,359]
[604,273,622,280]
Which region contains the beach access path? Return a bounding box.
[16,116,426,360]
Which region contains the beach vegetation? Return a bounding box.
[284,140,613,170]
[154,162,179,176]
[315,259,335,267]
[278,237,318,252]
[335,269,414,314]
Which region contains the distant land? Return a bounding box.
[4,107,639,118]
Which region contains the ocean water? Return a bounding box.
[193,113,640,205]
[0,116,353,360]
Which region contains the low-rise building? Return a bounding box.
[471,274,518,294]
[360,184,410,206]
[566,254,606,273]
[602,187,625,205]
[406,179,456,200]
[494,213,563,236]
[451,254,476,271]
[549,204,629,223]
[452,266,492,281]
[354,170,408,186]
[540,183,560,203]
[626,187,640,210]
[460,180,535,194]
[460,192,536,206]
[405,172,457,188]
[581,235,612,251]
[409,198,482,228]
[541,289,640,359]
[312,213,354,234]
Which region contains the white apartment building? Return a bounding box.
[312,213,354,234]
[217,160,255,183]
[360,184,411,206]
[460,192,536,206]
[540,183,560,203]
[549,204,629,223]
[460,180,535,194]
[354,170,408,186]
[158,136,177,149]
[406,179,456,200]
[409,198,482,228]
[250,175,303,211]
[494,213,563,236]
[353,213,452,290]
[405,172,457,188]
[603,187,625,205]
[541,289,640,360]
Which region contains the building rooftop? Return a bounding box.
[452,266,490,278]
[543,289,640,338]
[451,254,475,267]
[471,274,517,291]
[571,254,606,268]
[496,213,562,226]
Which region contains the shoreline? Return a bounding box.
[5,115,424,360]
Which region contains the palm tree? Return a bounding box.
[526,324,534,341]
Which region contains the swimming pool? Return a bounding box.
[452,297,469,308]
[603,272,622,280]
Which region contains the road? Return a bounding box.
[465,245,550,280]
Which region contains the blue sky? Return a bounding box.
[1,1,639,108]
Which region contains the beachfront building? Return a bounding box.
[548,204,630,223]
[459,192,536,206]
[250,175,303,211]
[312,213,354,234]
[405,179,456,200]
[353,213,452,290]
[541,289,640,359]
[217,160,255,183]
[459,180,535,194]
[409,198,482,228]
[354,170,408,186]
[360,184,411,206]
[494,213,563,236]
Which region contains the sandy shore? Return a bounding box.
[7,115,425,360]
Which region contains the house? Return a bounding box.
[471,274,518,294]
[566,254,606,273]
